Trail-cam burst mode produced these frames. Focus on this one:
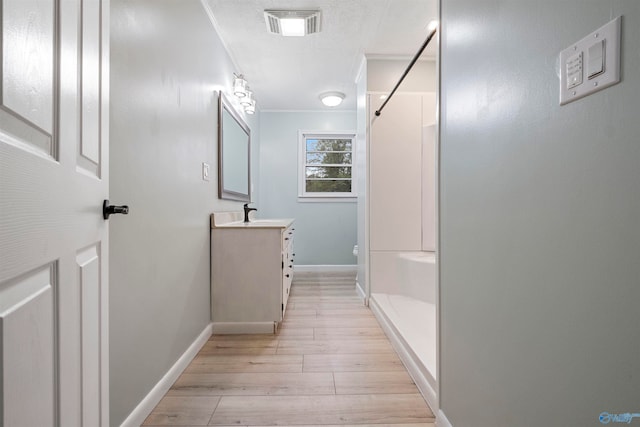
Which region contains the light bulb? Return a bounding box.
[233,75,247,97]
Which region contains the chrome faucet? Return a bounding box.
[243,203,257,223]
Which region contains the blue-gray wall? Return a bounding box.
[259,111,357,265]
[440,2,640,426]
[110,1,259,424]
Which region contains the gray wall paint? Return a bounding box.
[440,2,640,426]
[259,111,357,265]
[110,1,259,424]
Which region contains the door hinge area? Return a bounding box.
[282,303,284,311]
[282,261,284,269]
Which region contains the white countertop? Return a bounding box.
[210,212,294,229]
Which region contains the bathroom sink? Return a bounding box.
[216,218,294,228]
[239,219,294,228]
[210,212,294,229]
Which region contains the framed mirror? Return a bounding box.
[218,91,251,202]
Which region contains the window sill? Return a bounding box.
[297,196,357,203]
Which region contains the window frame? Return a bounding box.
[298,130,357,201]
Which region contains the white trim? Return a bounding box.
[212,322,276,334]
[436,409,453,427]
[365,53,437,61]
[369,90,438,96]
[101,1,111,424]
[293,264,357,274]
[298,130,357,199]
[119,323,212,427]
[200,0,242,73]
[435,0,443,412]
[261,109,356,113]
[354,54,367,84]
[355,280,368,306]
[369,298,439,415]
[297,196,356,203]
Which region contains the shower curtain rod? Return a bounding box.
[374,27,437,117]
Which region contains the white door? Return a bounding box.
[0,1,110,426]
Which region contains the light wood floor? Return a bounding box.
[143,281,435,426]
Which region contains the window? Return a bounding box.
[298,131,356,200]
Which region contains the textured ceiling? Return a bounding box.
[205,0,437,111]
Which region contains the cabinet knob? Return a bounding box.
[289,265,293,268]
[286,274,290,278]
[285,237,289,240]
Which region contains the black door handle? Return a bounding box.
[103,199,129,220]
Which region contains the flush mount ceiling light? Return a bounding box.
[264,10,322,37]
[320,92,344,107]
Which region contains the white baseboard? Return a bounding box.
[120,323,212,427]
[369,298,438,415]
[355,280,368,306]
[436,409,453,427]
[293,264,357,274]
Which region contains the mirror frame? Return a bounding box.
[218,91,251,202]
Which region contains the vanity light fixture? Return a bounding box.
[232,73,257,114]
[320,92,345,107]
[240,89,254,107]
[233,74,248,98]
[245,99,256,115]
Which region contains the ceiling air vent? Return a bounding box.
[263,10,322,37]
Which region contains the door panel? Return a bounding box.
[1,0,55,136]
[0,0,55,158]
[0,263,56,427]
[80,0,102,174]
[78,244,101,425]
[0,0,110,425]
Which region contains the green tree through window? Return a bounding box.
[300,134,355,197]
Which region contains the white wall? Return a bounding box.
[259,111,357,266]
[109,1,259,424]
[356,59,368,293]
[440,2,640,426]
[361,58,437,295]
[367,59,437,93]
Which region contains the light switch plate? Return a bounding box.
[566,51,583,89]
[587,39,605,79]
[559,16,621,105]
[202,162,210,181]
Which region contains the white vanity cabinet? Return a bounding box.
[210,213,295,334]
